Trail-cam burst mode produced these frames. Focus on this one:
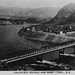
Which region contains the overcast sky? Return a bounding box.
[0,0,75,8]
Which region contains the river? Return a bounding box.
[0,24,47,59]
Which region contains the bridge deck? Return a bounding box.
[1,41,75,64]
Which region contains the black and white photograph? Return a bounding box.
[0,0,75,72]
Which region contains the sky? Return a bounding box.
[0,0,75,8]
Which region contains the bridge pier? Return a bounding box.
[59,48,65,59]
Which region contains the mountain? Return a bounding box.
[0,7,32,17]
[0,6,60,24]
[26,7,60,18]
[0,6,60,18]
[47,3,75,25]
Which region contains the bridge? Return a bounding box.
[1,40,75,65]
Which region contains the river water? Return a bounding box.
[0,24,47,59]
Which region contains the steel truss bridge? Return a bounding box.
[0,40,75,65]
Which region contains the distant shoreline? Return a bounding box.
[0,23,39,26]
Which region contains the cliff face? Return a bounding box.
[47,3,75,25]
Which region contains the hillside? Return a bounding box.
[0,6,60,24]
[0,6,60,18]
[0,7,32,17]
[47,3,75,25]
[25,17,52,23]
[26,7,60,18]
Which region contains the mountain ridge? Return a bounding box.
[46,3,75,25]
[0,6,60,18]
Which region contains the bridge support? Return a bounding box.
[59,48,65,59]
[36,54,42,62]
[30,27,32,31]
